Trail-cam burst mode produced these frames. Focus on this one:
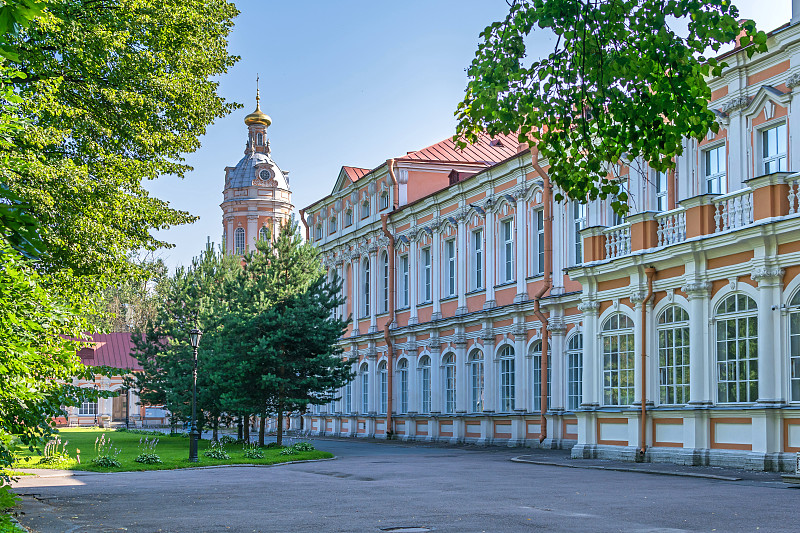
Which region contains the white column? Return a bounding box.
[513,322,526,412]
[484,206,496,309]
[754,268,785,404]
[579,300,600,407]
[225,217,235,254]
[482,337,497,412]
[515,196,528,302]
[351,257,360,336]
[456,214,468,315]
[685,282,712,405]
[369,248,378,333]
[247,215,258,251]
[430,347,442,413]
[550,323,566,411]
[432,227,442,320]
[409,240,418,325]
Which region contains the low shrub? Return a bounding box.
[91,434,122,468]
[219,435,243,445]
[264,442,284,449]
[39,436,69,465]
[203,440,230,460]
[242,443,264,459]
[291,442,315,452]
[279,447,298,456]
[133,452,162,464]
[133,437,162,464]
[0,483,20,531]
[115,428,167,437]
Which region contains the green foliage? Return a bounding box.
[114,428,167,437]
[133,436,161,464]
[264,442,284,450]
[290,442,315,452]
[242,443,263,459]
[38,436,69,465]
[279,447,298,456]
[456,0,769,212]
[91,433,121,468]
[203,440,229,460]
[0,482,21,532]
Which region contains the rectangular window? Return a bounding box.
[501,219,514,282]
[446,239,456,296]
[572,203,585,265]
[763,123,787,174]
[381,193,389,210]
[472,229,483,290]
[500,359,515,411]
[656,171,669,211]
[345,210,353,226]
[344,381,352,413]
[400,255,409,307]
[422,247,431,303]
[534,210,545,274]
[79,401,97,416]
[704,145,727,194]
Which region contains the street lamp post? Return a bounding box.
[189,328,203,462]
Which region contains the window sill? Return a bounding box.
[493,281,516,289]
[467,288,485,295]
[441,295,458,302]
[417,301,433,308]
[525,274,544,281]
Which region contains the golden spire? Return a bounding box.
[245,74,271,127]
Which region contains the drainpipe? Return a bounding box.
[298,208,310,241]
[387,159,399,210]
[639,267,655,459]
[381,214,395,437]
[531,146,553,443]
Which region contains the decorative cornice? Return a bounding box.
[721,96,751,114]
[681,281,711,299]
[787,72,800,89]
[480,327,495,342]
[510,323,526,337]
[751,267,784,283]
[577,300,600,314]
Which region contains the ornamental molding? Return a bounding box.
[577,300,601,313]
[681,280,711,299]
[480,327,495,342]
[787,72,800,89]
[510,323,526,337]
[452,333,467,348]
[751,267,784,283]
[548,317,567,336]
[721,96,751,114]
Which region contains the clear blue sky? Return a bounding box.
[146,0,792,272]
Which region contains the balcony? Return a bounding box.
[581,172,797,263]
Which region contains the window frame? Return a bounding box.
[379,361,388,415]
[234,227,246,255]
[380,192,389,210]
[398,359,409,414]
[360,363,369,413]
[445,238,456,297]
[498,345,515,412]
[566,333,583,411]
[789,291,800,403]
[419,356,431,414]
[601,313,635,406]
[79,400,98,416]
[471,228,484,291]
[501,218,514,283]
[469,350,484,413]
[703,143,727,194]
[380,251,389,314]
[421,247,432,303]
[258,226,269,242]
[362,258,370,318]
[715,293,758,404]
[657,305,691,405]
[762,122,787,175]
[361,199,370,219]
[400,254,409,308]
[655,170,669,212]
[444,353,456,414]
[329,216,337,234]
[531,340,552,413]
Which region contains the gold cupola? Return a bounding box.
[244,76,272,127]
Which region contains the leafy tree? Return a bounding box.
[456,0,768,211]
[3,0,239,286]
[224,220,352,446]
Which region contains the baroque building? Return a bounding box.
[300,10,800,471]
[221,88,293,253]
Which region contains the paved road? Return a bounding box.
[11,438,798,533]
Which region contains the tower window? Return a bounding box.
[256,132,263,146]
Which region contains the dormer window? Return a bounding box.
[345,209,353,227]
[380,192,389,210]
[361,199,370,219]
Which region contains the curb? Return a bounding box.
[510,456,742,481]
[13,456,338,478]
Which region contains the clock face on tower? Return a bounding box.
[259,169,272,180]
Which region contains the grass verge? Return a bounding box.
[12,428,331,473]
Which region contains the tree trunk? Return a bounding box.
[276,404,283,447]
[212,416,219,441]
[258,408,266,446]
[237,416,243,441]
[243,415,250,442]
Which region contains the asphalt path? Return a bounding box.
[11,438,798,533]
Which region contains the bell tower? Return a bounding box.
[221,78,294,254]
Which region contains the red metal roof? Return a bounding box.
[78,332,142,371]
[342,166,371,182]
[397,132,520,165]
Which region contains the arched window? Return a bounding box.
[658,305,690,405]
[469,350,484,413]
[316,223,323,240]
[498,345,515,412]
[379,361,388,415]
[256,132,263,146]
[345,209,353,226]
[361,199,370,219]
[716,293,758,403]
[601,313,635,406]
[259,226,269,241]
[789,291,800,402]
[567,333,583,410]
[531,340,551,412]
[329,216,337,234]
[398,359,409,414]
[360,362,369,413]
[234,227,246,255]
[380,251,389,313]
[419,356,431,414]
[362,258,370,317]
[444,353,456,414]
[343,379,352,414]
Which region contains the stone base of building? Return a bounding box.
[571,444,796,472]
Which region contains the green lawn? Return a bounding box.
[13,428,332,472]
